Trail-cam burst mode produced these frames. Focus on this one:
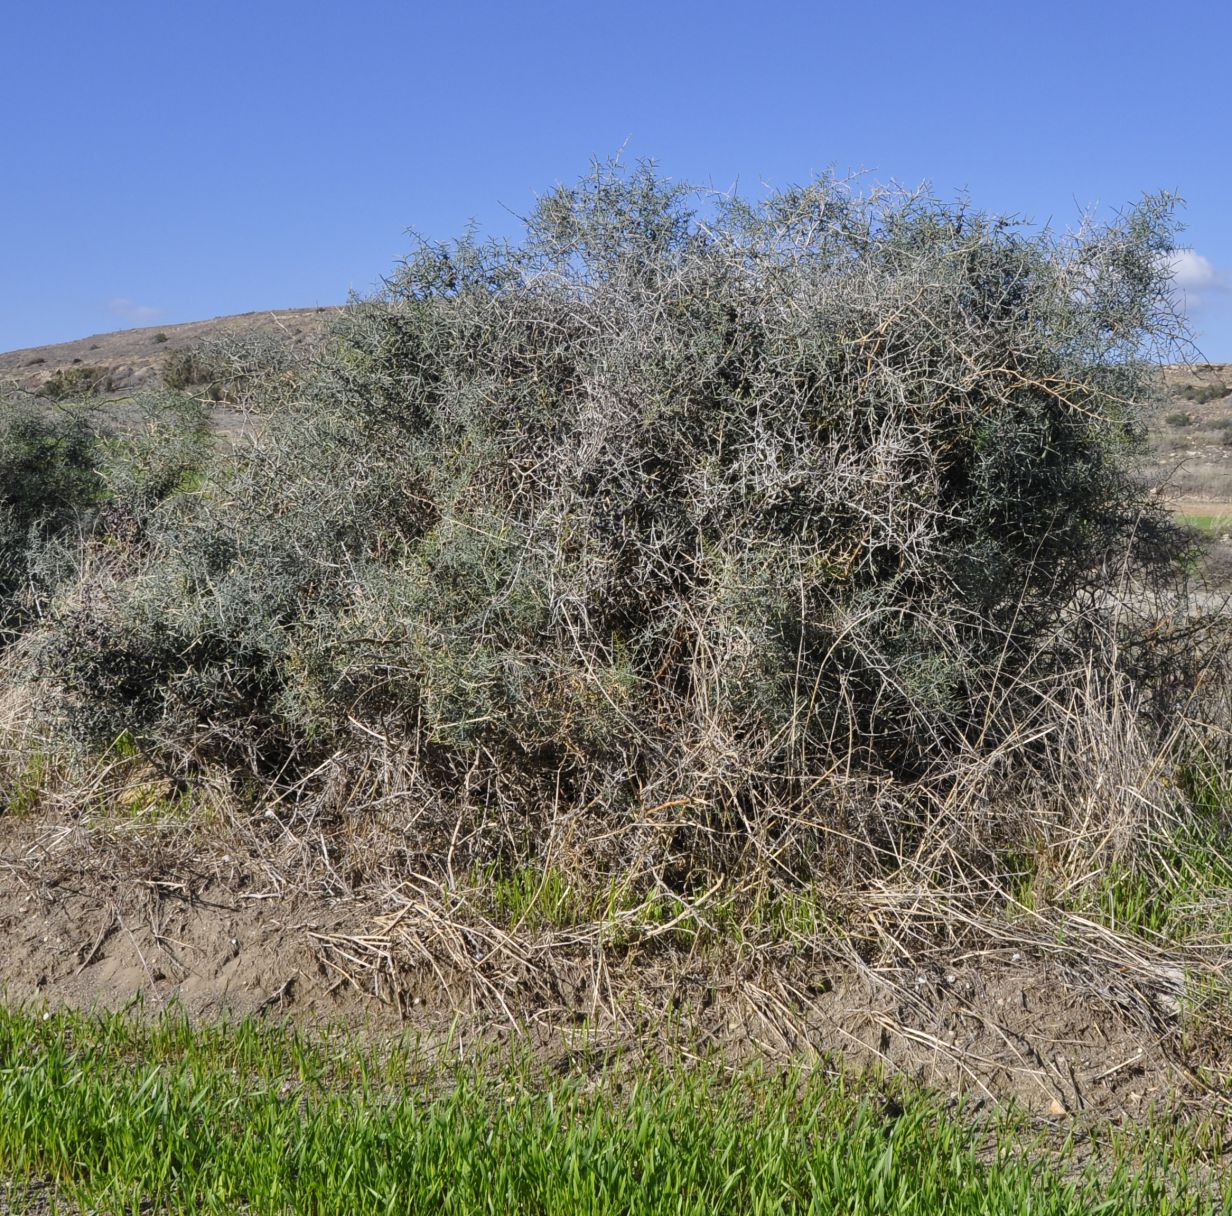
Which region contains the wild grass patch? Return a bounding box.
[1177,512,1232,536]
[0,1005,1229,1215]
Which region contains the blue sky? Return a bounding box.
[2,0,1229,357]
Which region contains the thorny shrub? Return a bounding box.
[0,394,209,642]
[161,331,301,409]
[16,162,1222,886]
[0,401,105,640]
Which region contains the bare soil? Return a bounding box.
[0,805,1223,1127]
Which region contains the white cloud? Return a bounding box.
[1166,249,1229,313]
[107,297,162,325]
[1170,249,1222,291]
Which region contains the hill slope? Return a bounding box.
[0,307,339,397]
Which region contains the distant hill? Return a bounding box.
[0,307,340,399]
[1153,363,1232,542]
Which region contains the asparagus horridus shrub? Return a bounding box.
[36,164,1200,859]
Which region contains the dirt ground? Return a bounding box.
[1,804,1224,1130]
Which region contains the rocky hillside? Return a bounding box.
[0,308,338,395]
[0,308,340,440]
[1154,362,1232,534]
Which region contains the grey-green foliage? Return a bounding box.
[0,400,105,637]
[1175,382,1227,404]
[101,391,213,514]
[36,364,114,401]
[1,392,212,644]
[162,331,300,409]
[42,162,1196,817]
